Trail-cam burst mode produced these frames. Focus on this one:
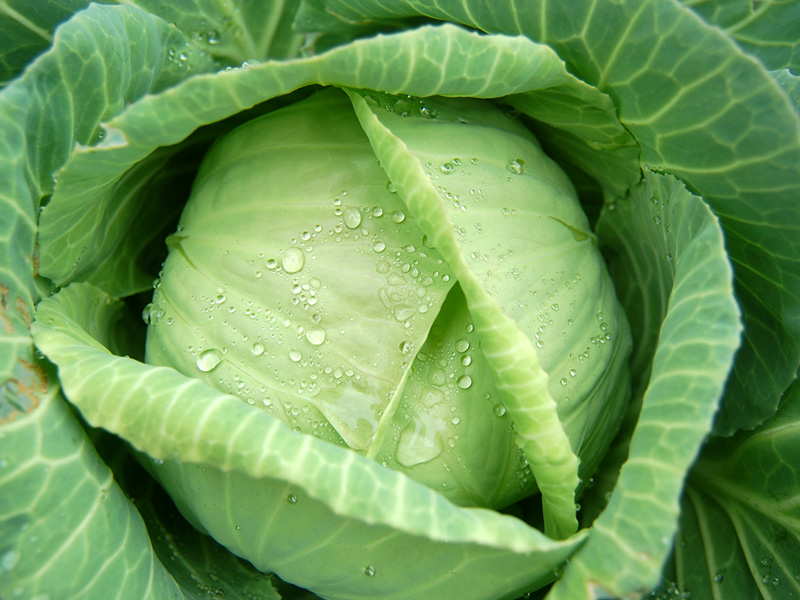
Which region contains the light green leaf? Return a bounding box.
[543,171,741,598]
[659,378,800,599]
[97,434,283,600]
[32,282,586,600]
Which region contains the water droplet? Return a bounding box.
[393,305,416,321]
[286,494,297,504]
[560,378,568,386]
[364,565,376,577]
[506,158,525,174]
[0,550,20,571]
[141,303,153,324]
[391,210,405,223]
[420,106,438,119]
[493,404,507,417]
[428,369,446,387]
[714,573,724,583]
[215,294,226,304]
[306,327,326,346]
[441,162,455,174]
[372,241,386,253]
[653,215,662,224]
[266,258,277,269]
[372,206,384,217]
[460,355,472,366]
[455,339,470,353]
[251,342,265,355]
[289,350,302,362]
[569,369,577,377]
[197,349,222,372]
[343,207,362,229]
[282,248,305,273]
[457,375,472,389]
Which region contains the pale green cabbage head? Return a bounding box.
[145,87,631,511]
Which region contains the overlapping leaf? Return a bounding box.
[545,172,741,598]
[32,282,585,600]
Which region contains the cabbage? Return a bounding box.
[2,2,798,599]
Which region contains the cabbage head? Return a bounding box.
[1,2,798,600]
[144,86,631,523]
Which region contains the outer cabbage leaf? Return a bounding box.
[0,0,306,89]
[658,379,800,599]
[0,381,187,599]
[679,0,800,70]
[32,282,586,600]
[544,171,741,598]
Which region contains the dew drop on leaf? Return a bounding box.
[428,369,446,387]
[343,207,362,229]
[506,158,525,174]
[196,349,222,372]
[393,305,416,321]
[251,342,265,356]
[281,248,305,273]
[305,327,326,346]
